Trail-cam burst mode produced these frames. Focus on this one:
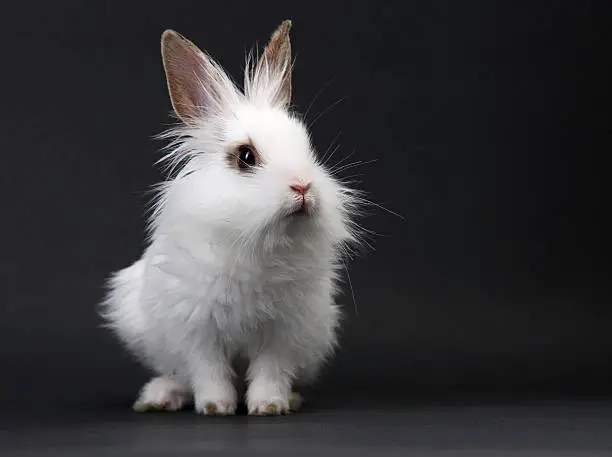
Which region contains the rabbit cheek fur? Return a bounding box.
[101,21,359,416]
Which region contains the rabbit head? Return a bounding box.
[152,21,362,254]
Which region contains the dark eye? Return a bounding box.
[237,145,257,170]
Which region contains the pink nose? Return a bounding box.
[290,183,311,196]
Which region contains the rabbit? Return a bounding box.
[100,19,364,416]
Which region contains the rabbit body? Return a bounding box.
[101,21,359,415]
[104,201,342,414]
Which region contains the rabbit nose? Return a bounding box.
[289,183,311,196]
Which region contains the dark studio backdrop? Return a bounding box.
[0,0,610,416]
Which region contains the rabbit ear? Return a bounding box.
[247,20,293,108]
[161,30,238,122]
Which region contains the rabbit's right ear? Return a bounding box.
[161,30,236,122]
[245,20,293,109]
[258,20,292,106]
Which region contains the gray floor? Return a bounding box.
[2,398,612,456]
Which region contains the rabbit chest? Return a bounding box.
[144,241,323,346]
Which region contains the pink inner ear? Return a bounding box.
[163,32,223,121]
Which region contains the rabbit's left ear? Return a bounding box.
[251,20,293,108]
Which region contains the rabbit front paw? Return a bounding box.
[132,376,190,412]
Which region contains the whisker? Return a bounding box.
[309,97,346,128]
[331,159,378,175]
[329,148,357,170]
[337,173,365,184]
[350,228,376,252]
[322,144,342,168]
[353,196,405,220]
[303,76,335,121]
[320,131,342,165]
[342,259,359,317]
[351,222,381,238]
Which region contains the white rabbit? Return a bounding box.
[100,20,364,416]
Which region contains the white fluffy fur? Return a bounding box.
[100,25,363,415]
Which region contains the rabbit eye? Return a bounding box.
[236,144,258,170]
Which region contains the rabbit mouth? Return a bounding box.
[287,199,311,217]
[289,205,308,216]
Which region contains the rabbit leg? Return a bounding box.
[188,349,238,416]
[288,391,303,411]
[245,324,301,416]
[246,356,294,415]
[132,375,191,412]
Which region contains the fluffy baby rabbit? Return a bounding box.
[101,20,362,416]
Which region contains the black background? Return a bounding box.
[1,0,611,454]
